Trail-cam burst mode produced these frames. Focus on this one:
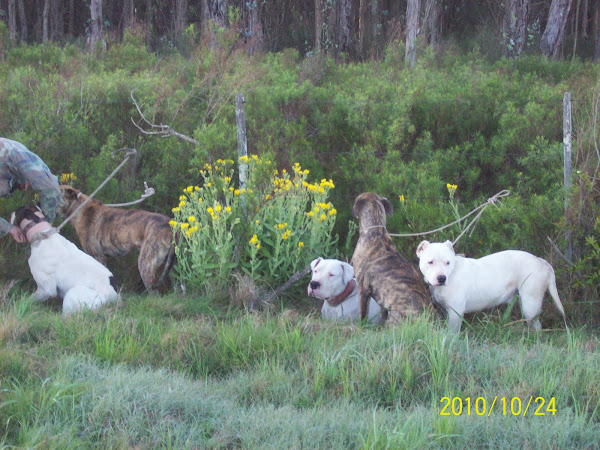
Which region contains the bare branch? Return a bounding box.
[130,91,199,145]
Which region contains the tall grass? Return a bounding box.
[0,290,599,448]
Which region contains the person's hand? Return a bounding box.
[9,226,27,244]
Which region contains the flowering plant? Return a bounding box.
[170,156,338,295]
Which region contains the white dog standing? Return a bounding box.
[11,206,119,316]
[307,257,383,324]
[416,240,565,333]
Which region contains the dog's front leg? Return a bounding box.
[31,271,57,302]
[447,308,464,334]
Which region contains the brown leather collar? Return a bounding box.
[327,279,357,307]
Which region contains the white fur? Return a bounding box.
[307,257,383,324]
[416,240,565,333]
[28,231,118,316]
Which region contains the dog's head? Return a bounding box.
[416,240,457,286]
[307,257,355,301]
[58,185,83,216]
[10,206,46,231]
[352,192,393,227]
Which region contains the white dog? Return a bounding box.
[11,206,119,316]
[416,240,565,333]
[307,257,383,324]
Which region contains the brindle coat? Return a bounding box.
[351,192,431,323]
[59,185,175,293]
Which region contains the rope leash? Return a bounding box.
[56,148,137,232]
[388,190,510,246]
[105,182,155,207]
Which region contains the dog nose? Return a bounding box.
[437,275,446,285]
[310,281,320,290]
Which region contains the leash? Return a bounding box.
[388,190,510,246]
[56,148,137,232]
[105,181,155,207]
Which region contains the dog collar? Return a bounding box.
[28,228,58,246]
[360,225,386,234]
[327,279,357,307]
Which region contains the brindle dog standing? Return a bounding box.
[352,192,431,323]
[59,185,175,294]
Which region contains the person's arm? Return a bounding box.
[9,149,61,221]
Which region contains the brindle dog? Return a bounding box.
[352,192,431,323]
[59,185,175,294]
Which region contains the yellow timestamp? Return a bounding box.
[440,396,557,417]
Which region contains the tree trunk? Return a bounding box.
[42,0,50,43]
[503,0,530,58]
[202,0,226,46]
[405,0,421,68]
[50,0,64,41]
[370,0,378,57]
[581,0,589,38]
[338,0,351,54]
[8,0,17,41]
[594,0,600,59]
[89,0,105,51]
[123,0,135,31]
[425,0,441,50]
[315,0,323,52]
[540,0,573,57]
[247,0,264,54]
[17,0,27,41]
[358,0,367,58]
[174,0,188,36]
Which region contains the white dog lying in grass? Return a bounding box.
[11,206,119,316]
[307,257,383,324]
[416,240,565,333]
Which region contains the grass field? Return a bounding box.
[0,286,599,449]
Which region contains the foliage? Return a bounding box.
[171,156,338,294]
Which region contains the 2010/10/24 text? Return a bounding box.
[439,396,556,416]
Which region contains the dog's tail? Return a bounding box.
[546,262,565,318]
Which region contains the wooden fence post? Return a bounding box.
[236,93,248,218]
[563,91,573,262]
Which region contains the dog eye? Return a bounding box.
[329,273,334,277]
[446,261,450,266]
[428,260,434,265]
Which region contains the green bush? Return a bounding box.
[171,156,338,295]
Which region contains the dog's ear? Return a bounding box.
[60,185,79,201]
[310,257,323,271]
[380,196,393,217]
[444,240,455,253]
[416,240,430,258]
[340,262,354,285]
[352,197,367,219]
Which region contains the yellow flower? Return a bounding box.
[256,243,261,250]
[194,186,200,191]
[251,154,259,161]
[226,206,232,213]
[329,208,337,216]
[198,197,203,203]
[250,234,259,244]
[306,211,314,217]
[303,169,309,175]
[255,220,260,225]
[169,220,177,227]
[319,213,327,222]
[282,230,291,240]
[179,201,186,207]
[181,223,189,229]
[207,182,212,188]
[265,194,272,200]
[207,207,214,214]
[172,207,180,213]
[229,187,235,192]
[188,216,196,223]
[179,195,186,201]
[298,241,304,248]
[215,204,222,213]
[399,195,405,203]
[234,189,240,196]
[446,183,458,192]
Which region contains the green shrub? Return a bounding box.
[171,156,338,294]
